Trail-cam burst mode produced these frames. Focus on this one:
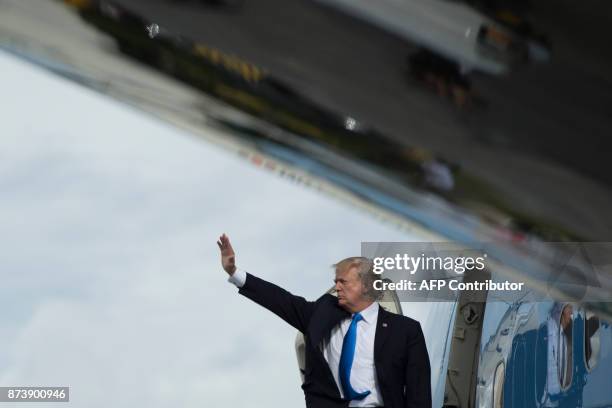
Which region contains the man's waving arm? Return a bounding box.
[217,234,316,333]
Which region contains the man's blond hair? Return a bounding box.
[333,257,382,301]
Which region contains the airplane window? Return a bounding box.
[584,310,601,371]
[557,304,573,389]
[492,362,504,408]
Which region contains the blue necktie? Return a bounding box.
[339,313,371,401]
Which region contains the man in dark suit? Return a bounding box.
[217,234,431,408]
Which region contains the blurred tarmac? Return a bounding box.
[108,0,612,240]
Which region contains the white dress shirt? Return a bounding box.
[228,270,383,407]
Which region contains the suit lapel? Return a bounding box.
[374,306,392,364]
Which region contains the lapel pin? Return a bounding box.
[382,323,388,328]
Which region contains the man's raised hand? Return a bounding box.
[217,233,237,275]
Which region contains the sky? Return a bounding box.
[0,49,458,407]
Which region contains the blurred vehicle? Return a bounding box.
[314,0,550,76]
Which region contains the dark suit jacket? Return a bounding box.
[238,273,432,408]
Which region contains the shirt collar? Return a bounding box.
[354,301,379,324]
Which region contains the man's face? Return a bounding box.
[334,266,367,312]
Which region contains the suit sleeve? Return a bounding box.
[404,322,432,408]
[237,273,316,333]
